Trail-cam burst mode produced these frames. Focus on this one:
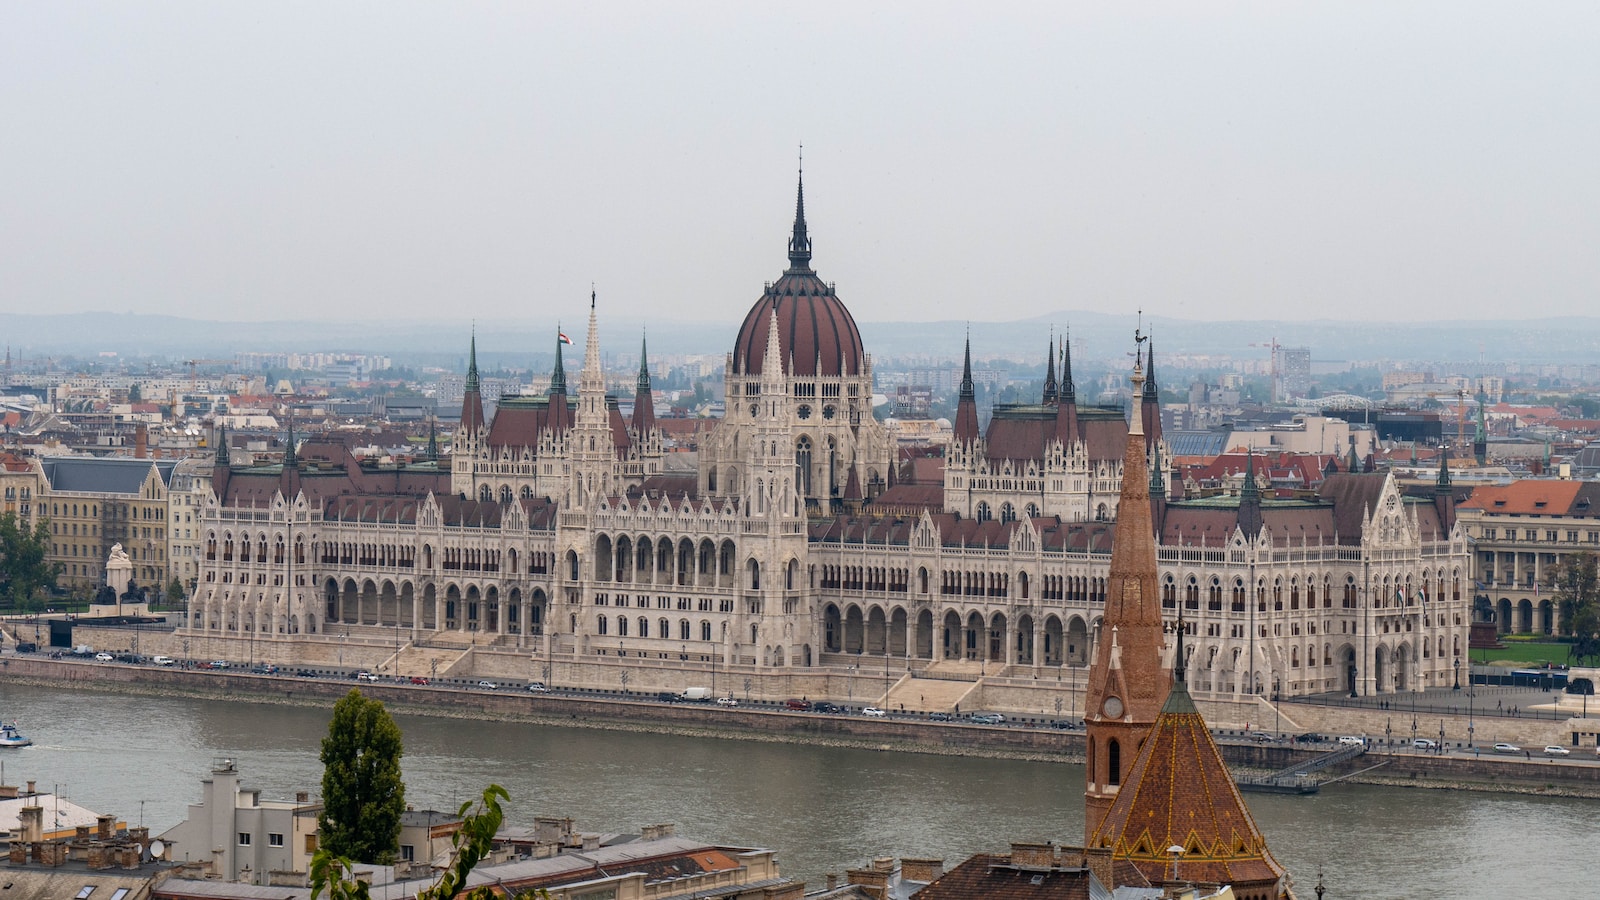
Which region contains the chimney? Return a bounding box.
[19,805,43,843]
[845,867,889,900]
[8,843,24,866]
[75,826,91,842]
[825,874,838,891]
[0,783,17,800]
[1084,846,1115,891]
[98,815,114,841]
[900,858,944,882]
[26,780,36,795]
[1010,842,1056,868]
[296,792,309,804]
[135,424,148,459]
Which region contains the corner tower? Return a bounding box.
[1084,335,1169,841]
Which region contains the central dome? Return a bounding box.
[730,173,866,378]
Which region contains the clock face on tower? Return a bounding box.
[1102,696,1124,719]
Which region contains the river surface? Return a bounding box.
[0,682,1586,898]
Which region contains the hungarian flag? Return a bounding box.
[559,332,573,345]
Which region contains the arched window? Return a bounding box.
[597,616,608,636]
[638,617,648,638]
[700,620,712,641]
[1107,739,1122,785]
[617,616,628,637]
[976,502,992,523]
[999,503,1016,523]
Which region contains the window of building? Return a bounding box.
[400,844,415,861]
[305,834,318,853]
[238,833,252,846]
[75,887,95,899]
[269,833,284,847]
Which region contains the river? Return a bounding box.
[0,682,1584,898]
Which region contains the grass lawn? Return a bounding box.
[1472,640,1576,667]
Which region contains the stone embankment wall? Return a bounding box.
[7,655,1600,798]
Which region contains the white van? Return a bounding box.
[152,655,176,666]
[1337,735,1366,746]
[680,686,713,702]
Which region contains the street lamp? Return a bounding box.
[1454,656,1461,691]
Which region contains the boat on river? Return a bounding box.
[0,722,31,748]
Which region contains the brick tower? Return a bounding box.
[1083,334,1169,841]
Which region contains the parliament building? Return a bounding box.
[187,173,1470,704]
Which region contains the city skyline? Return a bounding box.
[5,3,1598,327]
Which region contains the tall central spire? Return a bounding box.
[787,153,812,271]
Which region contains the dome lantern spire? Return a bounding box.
[787,148,812,271]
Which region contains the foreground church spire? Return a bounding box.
[1083,327,1167,841]
[1042,333,1059,404]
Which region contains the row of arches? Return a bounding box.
[822,603,1094,667]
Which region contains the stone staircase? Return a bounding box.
[886,674,981,713]
[390,645,471,680]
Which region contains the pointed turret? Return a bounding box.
[1140,337,1162,446]
[1434,451,1456,533]
[461,331,485,436]
[547,326,571,433]
[283,418,297,468]
[1347,439,1360,474]
[787,164,812,271]
[1055,329,1080,446]
[1149,444,1167,533]
[1042,334,1059,404]
[1238,450,1263,541]
[953,334,980,445]
[214,424,230,467]
[632,333,656,435]
[426,418,440,462]
[1084,330,1168,842]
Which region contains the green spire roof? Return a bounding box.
[550,328,568,395]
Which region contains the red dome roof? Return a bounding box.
[733,271,865,378]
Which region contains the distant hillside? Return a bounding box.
[3,310,1597,368]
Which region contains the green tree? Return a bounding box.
[0,512,61,611]
[310,785,542,900]
[319,689,406,863]
[165,577,187,608]
[1550,552,1600,665]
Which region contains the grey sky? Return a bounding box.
[4,2,1598,329]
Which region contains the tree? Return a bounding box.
[0,512,61,612]
[319,689,406,863]
[165,577,187,608]
[1551,552,1600,665]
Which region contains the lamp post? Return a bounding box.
[1454,656,1461,691]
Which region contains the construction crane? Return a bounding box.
[1249,337,1280,404]
[185,359,232,391]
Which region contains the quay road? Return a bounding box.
[16,651,1600,782]
[0,674,1596,898]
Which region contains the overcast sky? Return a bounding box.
[4,2,1598,332]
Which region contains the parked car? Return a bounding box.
[656,691,680,702]
[1412,739,1438,750]
[1493,742,1521,754]
[209,660,230,670]
[785,699,812,711]
[410,676,430,685]
[1295,732,1326,743]
[476,680,499,690]
[1049,719,1078,730]
[862,706,887,717]
[1544,745,1571,756]
[151,655,175,666]
[813,701,843,713]
[357,671,379,682]
[968,713,1005,725]
[14,642,36,653]
[716,696,739,707]
[94,652,114,662]
[1337,735,1366,746]
[526,682,550,693]
[928,712,954,722]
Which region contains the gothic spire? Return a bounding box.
[1239,449,1263,541]
[787,157,812,271]
[549,327,568,396]
[1141,336,1158,400]
[632,332,656,435]
[1042,333,1059,404]
[461,330,485,436]
[283,417,296,467]
[465,329,479,395]
[1437,450,1452,488]
[426,417,439,461]
[954,332,979,444]
[214,424,229,466]
[636,332,651,395]
[1061,327,1075,402]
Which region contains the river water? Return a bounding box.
[0,682,1584,898]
